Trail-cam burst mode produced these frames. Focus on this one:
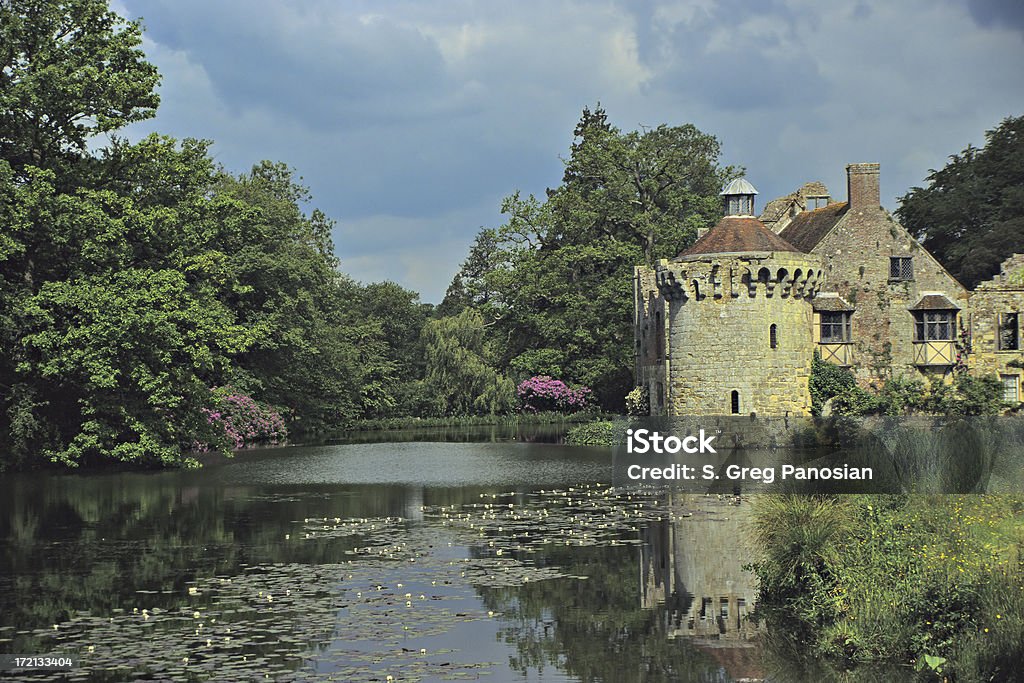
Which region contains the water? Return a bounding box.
[0,437,762,682]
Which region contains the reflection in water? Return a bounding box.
[0,439,765,682]
[642,495,762,681]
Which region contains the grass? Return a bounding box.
[751,494,1024,681]
[338,411,604,433]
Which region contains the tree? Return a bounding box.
[421,309,516,416]
[356,281,433,417]
[896,115,1024,288]
[0,0,160,178]
[449,106,733,409]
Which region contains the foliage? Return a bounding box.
[897,115,1024,287]
[516,375,591,413]
[564,420,620,446]
[810,355,1003,418]
[421,309,517,417]
[752,494,1024,681]
[0,0,160,179]
[0,1,415,467]
[923,374,1005,416]
[341,411,598,433]
[198,387,287,451]
[876,375,927,415]
[444,105,734,410]
[625,386,649,416]
[809,353,857,416]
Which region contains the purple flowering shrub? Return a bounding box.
[195,386,288,451]
[517,375,592,413]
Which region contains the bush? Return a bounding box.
[877,375,927,415]
[625,386,649,416]
[565,420,621,446]
[196,387,288,451]
[809,353,857,416]
[517,375,592,413]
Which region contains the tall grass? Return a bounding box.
[751,494,1024,680]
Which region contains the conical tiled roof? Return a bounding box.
[679,215,803,258]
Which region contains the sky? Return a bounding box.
[113,0,1024,303]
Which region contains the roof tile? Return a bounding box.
[779,202,848,252]
[679,216,802,257]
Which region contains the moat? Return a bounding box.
[0,434,768,682]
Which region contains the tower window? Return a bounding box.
[913,310,955,341]
[998,313,1019,350]
[820,312,852,343]
[769,324,778,349]
[731,390,740,414]
[889,256,913,281]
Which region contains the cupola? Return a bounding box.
[720,178,758,216]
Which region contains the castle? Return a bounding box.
[634,163,1024,417]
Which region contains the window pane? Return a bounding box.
[900,258,913,279]
[1002,375,1019,403]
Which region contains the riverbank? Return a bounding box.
[333,411,602,433]
[751,494,1024,681]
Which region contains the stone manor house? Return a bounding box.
[634,162,1024,417]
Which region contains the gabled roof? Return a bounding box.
[679,216,802,258]
[779,202,848,252]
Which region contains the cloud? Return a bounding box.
[966,0,1024,34]
[110,0,1024,302]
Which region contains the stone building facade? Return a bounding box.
[635,163,1024,416]
[966,254,1024,404]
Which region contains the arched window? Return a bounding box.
[731,390,740,414]
[770,324,778,349]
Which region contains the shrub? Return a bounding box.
[625,386,649,416]
[565,421,620,446]
[924,374,1004,416]
[517,375,591,413]
[809,353,857,416]
[196,387,288,451]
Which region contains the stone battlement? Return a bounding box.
[654,252,824,303]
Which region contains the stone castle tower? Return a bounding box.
[652,179,823,416]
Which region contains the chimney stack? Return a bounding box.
[846,163,880,211]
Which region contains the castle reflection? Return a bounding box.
[641,493,764,679]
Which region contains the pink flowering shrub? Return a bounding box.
[517,375,591,413]
[194,386,288,451]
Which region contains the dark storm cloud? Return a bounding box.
[966,0,1024,33]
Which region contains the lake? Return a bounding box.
[0,434,764,682]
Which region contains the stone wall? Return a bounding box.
[634,266,669,414]
[811,199,967,381]
[657,252,821,416]
[966,255,1024,400]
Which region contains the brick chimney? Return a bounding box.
[846,163,880,211]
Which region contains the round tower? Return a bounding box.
[655,179,823,416]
